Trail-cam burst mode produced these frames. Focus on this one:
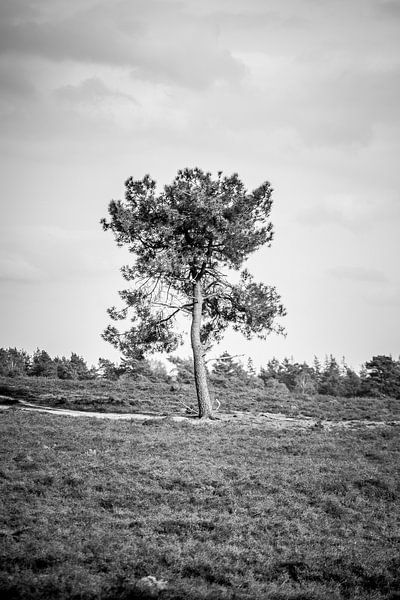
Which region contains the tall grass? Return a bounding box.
[1,411,399,599]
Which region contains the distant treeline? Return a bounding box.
[0,347,399,399]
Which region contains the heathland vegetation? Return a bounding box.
[1,348,400,422]
[1,350,399,599]
[1,409,399,599]
[1,346,400,399]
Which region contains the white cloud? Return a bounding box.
[0,0,245,89]
[55,77,138,105]
[0,61,35,96]
[0,226,125,285]
[327,266,388,283]
[0,256,45,283]
[0,0,399,366]
[366,285,400,307]
[295,192,400,230]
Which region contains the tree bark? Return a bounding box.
[191,280,213,418]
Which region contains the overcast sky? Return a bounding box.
[1,0,399,369]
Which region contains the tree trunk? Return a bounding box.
[191,280,213,418]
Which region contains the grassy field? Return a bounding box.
[1,376,400,422]
[1,409,399,599]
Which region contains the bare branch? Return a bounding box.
[135,276,153,292]
[196,238,214,281]
[148,275,162,301]
[176,398,198,415]
[153,301,194,311]
[156,302,195,325]
[213,398,221,412]
[205,354,245,364]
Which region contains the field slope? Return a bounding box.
[1,376,400,422]
[1,409,399,600]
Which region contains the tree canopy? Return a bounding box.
[101,167,286,416]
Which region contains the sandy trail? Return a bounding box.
[1,396,399,429]
[0,398,178,421]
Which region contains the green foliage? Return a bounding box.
[119,356,154,380]
[55,353,93,380]
[169,356,194,384]
[363,355,400,399]
[212,351,246,378]
[101,167,286,357]
[54,356,74,380]
[146,359,170,382]
[263,378,291,399]
[293,371,317,396]
[0,348,30,377]
[30,349,57,378]
[210,352,248,388]
[341,366,362,397]
[247,357,256,377]
[97,357,122,380]
[69,352,92,379]
[318,355,343,396]
[259,357,281,385]
[259,358,315,393]
[259,355,391,399]
[2,345,400,403]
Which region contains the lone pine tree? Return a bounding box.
[101,168,285,418]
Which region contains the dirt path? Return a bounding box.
[1,396,399,430]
